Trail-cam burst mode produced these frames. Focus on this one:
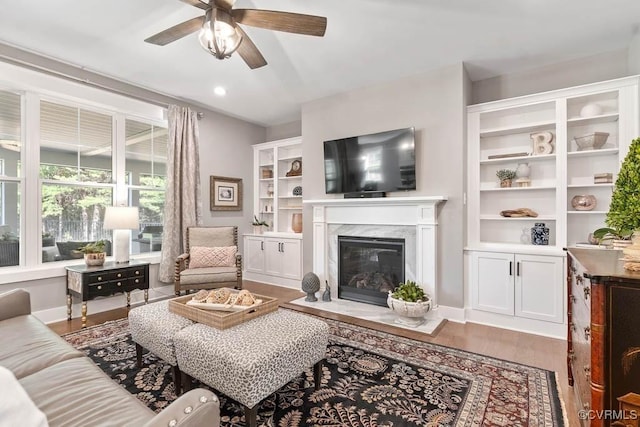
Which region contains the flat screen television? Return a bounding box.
[323,127,416,195]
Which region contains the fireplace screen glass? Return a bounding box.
[338,235,405,307]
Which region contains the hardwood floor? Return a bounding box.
[48,280,578,426]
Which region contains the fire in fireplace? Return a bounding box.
[338,235,405,307]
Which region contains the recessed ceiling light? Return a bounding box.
[214,86,227,96]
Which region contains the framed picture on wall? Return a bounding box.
[210,176,243,211]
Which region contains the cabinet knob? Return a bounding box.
[117,273,122,278]
[117,282,122,287]
[97,276,102,281]
[135,271,140,275]
[134,279,139,284]
[584,326,591,340]
[97,285,102,290]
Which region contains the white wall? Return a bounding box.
[265,121,301,142]
[301,63,467,308]
[629,32,640,75]
[472,49,630,104]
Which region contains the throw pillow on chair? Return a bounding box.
[189,246,237,268]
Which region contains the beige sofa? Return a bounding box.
[0,289,221,427]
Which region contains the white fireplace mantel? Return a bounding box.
[304,196,447,309]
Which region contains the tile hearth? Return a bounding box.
[289,296,443,335]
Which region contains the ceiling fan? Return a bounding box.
[145,0,327,69]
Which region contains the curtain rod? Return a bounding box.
[0,54,205,119]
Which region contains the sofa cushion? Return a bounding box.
[0,315,83,379]
[189,246,236,268]
[20,358,153,427]
[0,366,49,427]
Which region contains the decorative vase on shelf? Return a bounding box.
[571,195,597,211]
[292,213,302,233]
[515,162,530,179]
[580,103,603,118]
[531,223,549,245]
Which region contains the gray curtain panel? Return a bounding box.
[158,105,203,283]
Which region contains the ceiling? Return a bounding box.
[0,0,639,127]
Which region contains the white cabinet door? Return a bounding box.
[262,237,302,279]
[264,238,282,276]
[244,236,265,273]
[471,251,514,315]
[279,238,301,280]
[515,254,564,323]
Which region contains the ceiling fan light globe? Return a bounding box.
[198,8,242,59]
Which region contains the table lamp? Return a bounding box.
[104,206,139,264]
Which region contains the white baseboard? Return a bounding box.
[437,305,466,323]
[35,285,174,325]
[243,271,301,290]
[464,308,567,339]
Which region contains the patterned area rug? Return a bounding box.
[63,316,566,426]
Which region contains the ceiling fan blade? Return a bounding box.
[144,16,204,46]
[213,0,236,11]
[179,0,209,10]
[235,26,267,69]
[233,9,327,37]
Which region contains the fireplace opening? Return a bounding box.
[338,235,405,307]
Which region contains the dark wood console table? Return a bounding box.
[567,247,640,426]
[66,260,150,327]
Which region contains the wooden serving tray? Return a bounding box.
[168,292,279,329]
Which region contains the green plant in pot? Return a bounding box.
[600,137,640,254]
[252,215,269,234]
[78,240,107,266]
[387,280,431,327]
[496,169,516,188]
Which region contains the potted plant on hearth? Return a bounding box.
[387,280,431,327]
[78,240,107,266]
[252,215,269,234]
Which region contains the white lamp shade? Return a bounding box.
[104,206,139,230]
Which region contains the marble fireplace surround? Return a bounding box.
[297,196,447,334]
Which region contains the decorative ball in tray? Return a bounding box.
[186,288,262,311]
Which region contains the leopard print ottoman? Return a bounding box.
[174,309,328,424]
[128,300,194,366]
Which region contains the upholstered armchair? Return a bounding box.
[174,226,242,296]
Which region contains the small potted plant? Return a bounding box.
[252,215,269,234]
[387,280,431,327]
[496,169,517,188]
[78,240,107,266]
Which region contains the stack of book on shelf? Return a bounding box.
[594,173,613,184]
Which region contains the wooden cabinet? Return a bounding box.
[66,260,149,327]
[567,248,640,426]
[470,251,564,323]
[242,235,302,288]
